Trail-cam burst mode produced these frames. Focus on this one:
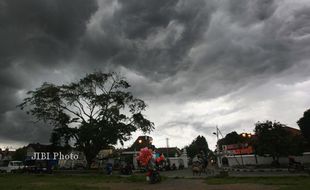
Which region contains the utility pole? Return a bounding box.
[166,138,169,157]
[215,126,223,168]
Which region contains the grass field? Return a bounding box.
[0,174,309,190]
[206,176,310,190]
[0,174,146,190]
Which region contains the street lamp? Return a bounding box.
[240,133,253,167]
[135,139,143,155]
[213,126,223,168]
[241,133,252,138]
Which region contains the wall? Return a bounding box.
[168,149,189,168]
[225,152,310,167]
[58,151,87,169]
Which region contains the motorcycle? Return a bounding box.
[288,162,304,173]
[146,168,161,184]
[137,147,163,184]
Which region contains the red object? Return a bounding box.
[223,143,254,155]
[146,170,152,176]
[231,146,254,155]
[156,154,165,163]
[137,147,153,166]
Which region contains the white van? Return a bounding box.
[0,160,24,173]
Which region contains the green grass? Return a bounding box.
[0,174,146,190]
[2,174,309,190]
[206,176,310,190]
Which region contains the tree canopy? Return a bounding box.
[19,71,154,166]
[12,147,27,161]
[218,131,250,150]
[254,120,304,161]
[185,135,209,159]
[297,108,310,143]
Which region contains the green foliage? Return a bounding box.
[297,108,310,143]
[12,147,27,161]
[207,150,216,161]
[254,121,304,161]
[218,131,250,150]
[185,135,209,159]
[19,71,154,166]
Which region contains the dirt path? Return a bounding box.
[92,179,278,190]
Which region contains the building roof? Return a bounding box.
[283,127,302,136]
[27,143,52,152]
[126,136,154,151]
[124,136,183,157]
[0,148,15,158]
[27,143,68,152]
[156,147,182,157]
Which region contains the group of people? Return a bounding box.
[136,147,162,184]
[192,151,215,176]
[105,162,134,175]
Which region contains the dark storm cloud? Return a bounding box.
[82,0,214,78]
[1,0,310,147]
[81,0,310,101]
[225,0,276,25]
[0,111,53,143]
[162,0,310,100]
[0,0,97,64]
[0,0,98,144]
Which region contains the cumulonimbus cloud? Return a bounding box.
[1,0,310,148]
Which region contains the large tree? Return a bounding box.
[185,135,209,159]
[19,72,154,166]
[297,108,310,143]
[254,121,304,162]
[218,131,248,150]
[12,147,27,161]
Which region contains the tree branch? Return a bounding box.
[59,105,86,123]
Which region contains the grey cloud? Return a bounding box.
[0,0,98,143]
[84,0,310,102]
[82,0,214,78]
[0,0,97,65]
[224,0,276,25]
[155,118,254,148]
[0,0,98,114]
[1,0,310,147]
[0,110,53,144]
[166,0,310,100]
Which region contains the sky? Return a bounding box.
[1,0,310,150]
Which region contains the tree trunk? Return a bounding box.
[83,147,101,169]
[86,158,92,169]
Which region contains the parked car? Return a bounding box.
[73,162,86,170]
[0,160,24,173]
[23,160,53,173]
